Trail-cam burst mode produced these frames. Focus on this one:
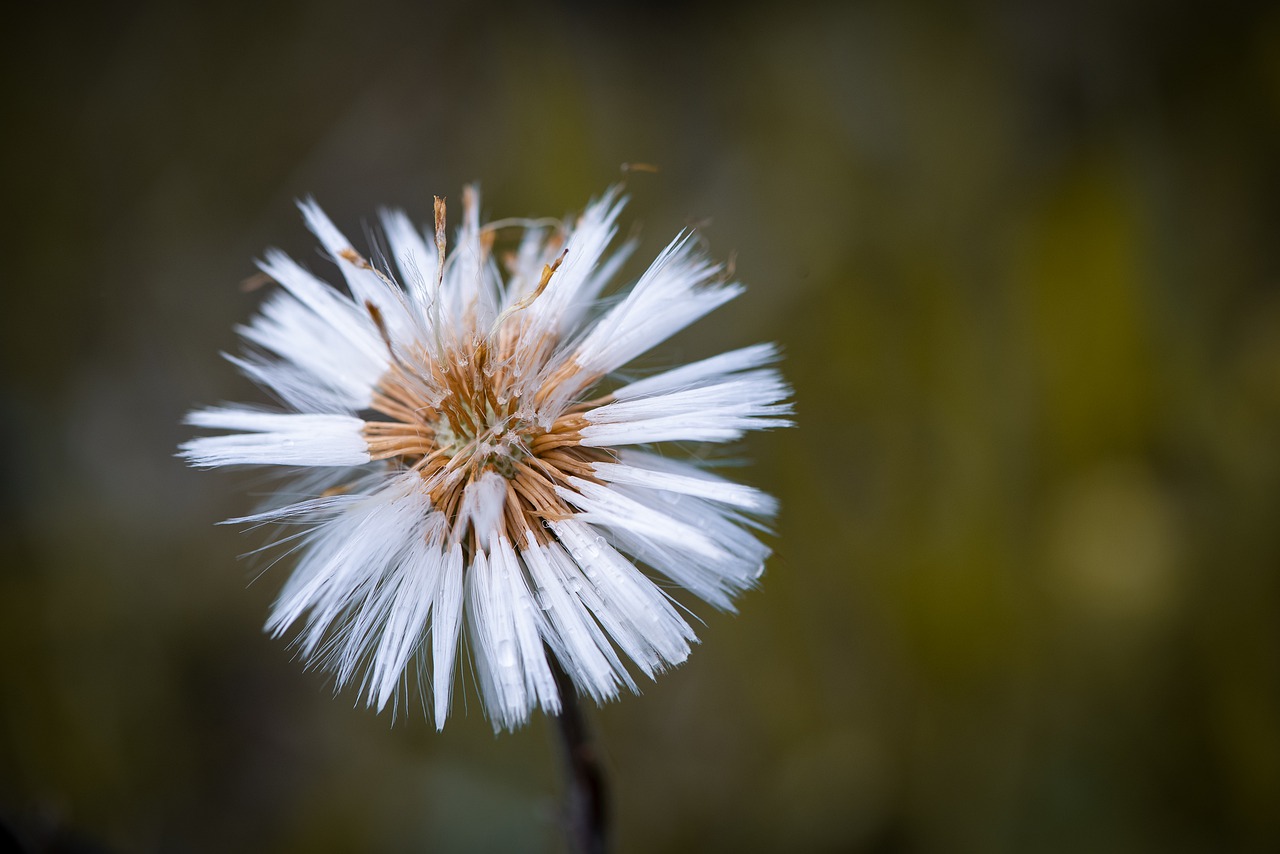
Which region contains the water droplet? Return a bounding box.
[496,640,517,667]
[751,562,765,580]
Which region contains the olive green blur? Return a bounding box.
[2,1,1278,851]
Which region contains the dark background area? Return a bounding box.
[3,1,1279,851]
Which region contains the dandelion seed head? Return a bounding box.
[182,185,792,730]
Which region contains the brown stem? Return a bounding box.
[549,657,608,854]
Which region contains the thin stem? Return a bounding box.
[549,657,609,854]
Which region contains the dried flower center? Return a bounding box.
[430,405,529,478]
[361,326,606,547]
[347,193,615,548]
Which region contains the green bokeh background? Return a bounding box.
[3,1,1279,851]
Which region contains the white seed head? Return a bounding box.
[183,186,792,730]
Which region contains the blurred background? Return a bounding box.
[3,0,1279,851]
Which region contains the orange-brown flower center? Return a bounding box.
[361,330,606,546]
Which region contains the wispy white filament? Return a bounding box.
[180,409,369,467]
[592,455,778,515]
[580,371,794,446]
[610,343,781,401]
